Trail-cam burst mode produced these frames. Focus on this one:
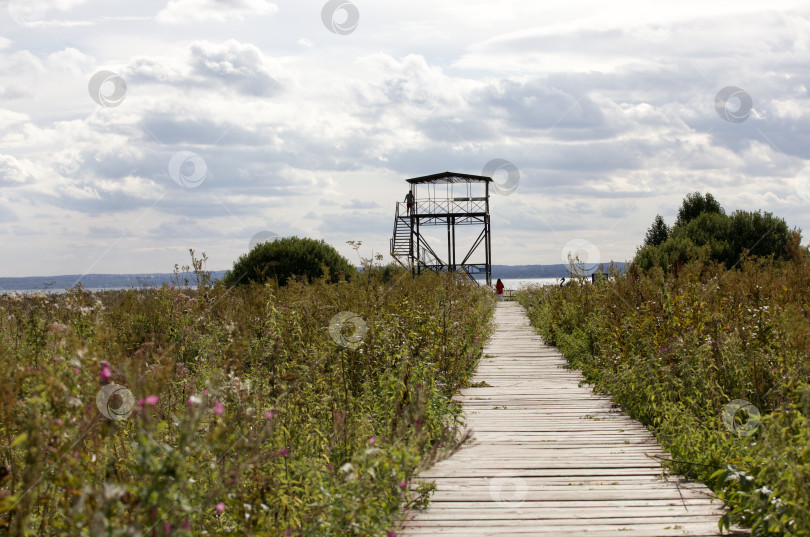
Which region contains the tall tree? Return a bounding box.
[644,215,669,247]
[674,192,724,227]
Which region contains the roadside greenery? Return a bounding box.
[519,246,810,535]
[0,251,493,536]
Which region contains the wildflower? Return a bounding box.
[163,523,170,533]
[369,436,376,445]
[216,501,225,515]
[145,395,159,406]
[277,448,288,457]
[100,366,112,382]
[187,395,202,406]
[182,519,190,531]
[388,532,397,537]
[398,481,408,488]
[264,411,274,419]
[214,401,224,416]
[73,368,80,374]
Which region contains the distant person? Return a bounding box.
[495,278,504,301]
[405,190,414,215]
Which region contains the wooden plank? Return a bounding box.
[395,302,745,536]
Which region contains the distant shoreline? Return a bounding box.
[0,263,626,292]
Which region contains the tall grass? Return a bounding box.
[518,254,810,536]
[0,259,493,536]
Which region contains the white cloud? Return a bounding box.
[1,1,809,276]
[156,0,279,24]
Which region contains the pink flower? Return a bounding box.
[163,523,170,532]
[215,501,225,515]
[145,395,159,406]
[264,411,274,419]
[182,519,190,531]
[214,401,224,416]
[54,419,64,427]
[73,368,80,374]
[398,481,408,488]
[387,532,397,537]
[99,366,112,382]
[277,448,288,457]
[369,436,376,445]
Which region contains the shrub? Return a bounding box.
[223,236,357,287]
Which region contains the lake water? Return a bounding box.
[3,278,568,296]
[474,277,564,289]
[1,287,142,296]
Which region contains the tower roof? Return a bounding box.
[406,171,493,185]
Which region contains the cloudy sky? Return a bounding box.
[1,0,809,277]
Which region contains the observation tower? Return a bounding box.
[390,171,492,286]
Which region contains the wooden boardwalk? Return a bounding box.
[398,302,741,536]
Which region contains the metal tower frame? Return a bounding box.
[390,171,492,286]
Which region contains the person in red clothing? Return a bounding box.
[495,278,504,301]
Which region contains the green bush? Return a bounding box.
[635,193,796,272]
[223,236,357,287]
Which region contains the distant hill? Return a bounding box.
[0,263,626,292]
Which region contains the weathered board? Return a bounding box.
[396,302,746,536]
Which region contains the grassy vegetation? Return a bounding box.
[518,252,810,535]
[0,254,493,536]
